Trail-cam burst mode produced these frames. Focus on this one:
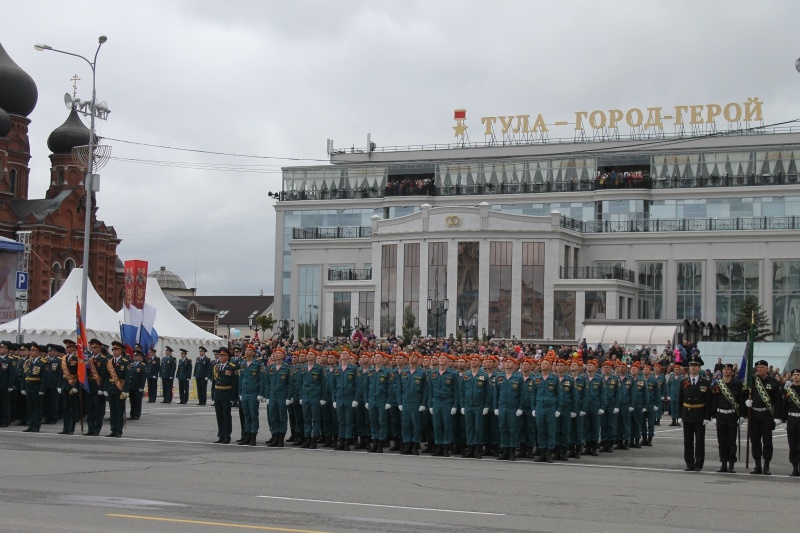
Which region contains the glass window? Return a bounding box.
[403,243,420,331]
[676,262,702,321]
[553,291,576,339]
[637,262,664,319]
[298,266,321,339]
[427,242,448,338]
[380,245,397,337]
[489,242,512,338]
[715,261,760,327]
[358,291,375,331]
[772,261,800,344]
[521,242,545,338]
[585,291,606,319]
[457,242,480,339]
[333,292,351,336]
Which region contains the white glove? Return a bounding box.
[429,407,433,414]
[71,388,78,394]
[653,406,659,412]
[745,399,753,408]
[21,390,26,395]
[494,409,499,416]
[482,407,489,415]
[39,392,45,396]
[365,403,369,409]
[7,388,12,392]
[460,408,465,415]
[678,418,682,424]
[666,396,670,401]
[628,407,634,412]
[531,410,536,417]
[555,411,561,418]
[352,401,358,408]
[333,402,337,409]
[299,399,303,405]
[738,417,744,426]
[123,392,129,399]
[642,408,648,413]
[703,419,709,426]
[398,405,403,411]
[266,399,270,406]
[320,400,326,406]
[97,390,103,396]
[139,389,144,392]
[286,399,292,406]
[775,418,782,426]
[613,408,619,414]
[450,407,457,415]
[239,395,243,401]
[570,412,577,418]
[418,406,426,412]
[661,396,665,401]
[598,409,604,415]
[103,391,109,396]
[258,396,266,403]
[385,403,391,410]
[57,388,62,394]
[516,409,523,417]
[580,411,586,416]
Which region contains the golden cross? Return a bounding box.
[70,74,81,98]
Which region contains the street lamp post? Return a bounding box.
[458,316,477,338]
[427,297,449,339]
[35,36,107,325]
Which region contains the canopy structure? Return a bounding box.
[118,278,225,354]
[697,342,795,373]
[0,268,120,345]
[0,236,23,252]
[580,321,680,351]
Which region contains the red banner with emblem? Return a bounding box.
[124,260,148,310]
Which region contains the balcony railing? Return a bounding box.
[276,172,799,201]
[293,226,373,239]
[328,268,372,281]
[560,215,800,233]
[560,266,635,283]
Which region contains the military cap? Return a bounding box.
[149,347,157,353]
[587,359,598,368]
[29,342,43,351]
[0,340,13,349]
[55,345,66,354]
[631,361,641,368]
[723,363,734,370]
[504,357,519,366]
[165,346,173,352]
[21,342,31,350]
[791,368,800,375]
[89,338,102,346]
[63,339,76,346]
[179,348,188,354]
[199,346,207,353]
[755,359,769,367]
[134,350,144,357]
[602,360,615,368]
[688,354,704,366]
[212,349,219,354]
[218,347,231,356]
[111,341,124,349]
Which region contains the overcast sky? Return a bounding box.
[5,1,800,296]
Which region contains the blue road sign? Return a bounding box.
[15,271,28,291]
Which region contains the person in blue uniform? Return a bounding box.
[366,351,391,453]
[459,354,491,459]
[176,349,192,404]
[599,360,619,453]
[569,359,586,458]
[146,348,160,403]
[629,362,649,448]
[265,347,292,447]
[300,348,326,449]
[22,342,48,432]
[238,344,267,446]
[429,354,459,457]
[616,362,634,450]
[582,360,604,456]
[127,350,146,420]
[667,365,685,426]
[555,358,576,461]
[642,364,658,446]
[494,357,525,461]
[398,351,428,455]
[532,357,563,463]
[333,350,359,451]
[0,340,18,428]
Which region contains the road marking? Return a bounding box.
[107,513,328,533]
[256,495,505,516]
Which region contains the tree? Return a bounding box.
[257,313,276,336]
[401,306,422,340]
[728,295,772,342]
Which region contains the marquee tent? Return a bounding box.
[0,268,120,345]
[118,278,225,354]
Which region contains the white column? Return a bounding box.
[543,238,561,340]
[575,290,586,339]
[372,242,383,335]
[607,290,618,320]
[396,243,405,337]
[323,290,334,337]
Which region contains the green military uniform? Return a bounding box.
[212,348,238,443]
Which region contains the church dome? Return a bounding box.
[0,106,10,137]
[0,43,38,117]
[47,106,90,154]
[149,266,187,289]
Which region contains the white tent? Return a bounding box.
[118,278,225,355]
[0,268,121,345]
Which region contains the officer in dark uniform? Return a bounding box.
[146,348,160,403]
[0,340,18,427]
[14,343,29,426]
[84,339,107,436]
[212,347,238,443]
[745,359,783,475]
[43,344,61,423]
[57,343,79,435]
[678,354,712,471]
[208,349,219,405]
[194,346,210,405]
[711,363,744,472]
[160,347,177,403]
[176,349,192,404]
[127,350,146,420]
[782,368,800,477]
[106,341,130,437]
[22,342,48,432]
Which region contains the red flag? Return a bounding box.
[454,109,466,120]
[75,300,89,391]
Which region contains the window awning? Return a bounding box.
[581,323,679,349]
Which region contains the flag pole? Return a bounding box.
[744,311,755,470]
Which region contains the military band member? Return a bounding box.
[711,363,744,473]
[43,344,61,424]
[212,347,237,444]
[194,346,210,406]
[84,339,107,436]
[57,342,79,434]
[160,346,177,403]
[679,355,712,471]
[14,343,29,426]
[106,341,131,437]
[22,342,48,432]
[265,347,292,447]
[238,344,267,446]
[300,348,326,449]
[745,359,783,475]
[782,369,800,477]
[0,340,18,427]
[146,348,160,403]
[127,350,146,420]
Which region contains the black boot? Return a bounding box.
[443,446,450,458]
[559,446,568,461]
[376,442,383,453]
[335,438,345,451]
[368,439,378,453]
[474,445,482,459]
[791,463,799,477]
[632,438,641,449]
[507,447,515,461]
[301,437,312,448]
[716,462,728,473]
[412,442,420,456]
[497,447,508,460]
[267,434,280,447]
[728,461,736,473]
[750,460,763,474]
[400,443,412,455]
[546,450,554,463]
[643,436,652,446]
[614,440,623,450]
[567,445,577,459]
[250,433,257,446]
[432,445,442,457]
[237,433,250,445]
[277,433,285,447]
[589,442,599,456]
[343,438,351,452]
[292,435,305,447]
[286,432,295,443]
[265,434,277,446]
[574,445,581,459]
[463,445,475,458]
[309,438,317,449]
[389,440,401,452]
[763,461,771,475]
[515,446,527,459]
[354,436,366,450]
[534,451,548,462]
[526,446,536,459]
[422,441,434,454]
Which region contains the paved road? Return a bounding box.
[1,403,798,533]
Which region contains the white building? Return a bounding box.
[272,126,800,362]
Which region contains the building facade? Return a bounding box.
[273,124,800,357]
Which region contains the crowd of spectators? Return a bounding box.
[384,177,435,196]
[595,169,650,189]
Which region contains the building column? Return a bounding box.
[419,241,429,335]
[543,238,561,340]
[371,242,382,336]
[446,240,458,337]
[511,240,522,338]
[323,290,334,338]
[575,290,586,339]
[396,243,405,337]
[478,240,490,337]
[606,290,619,320]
